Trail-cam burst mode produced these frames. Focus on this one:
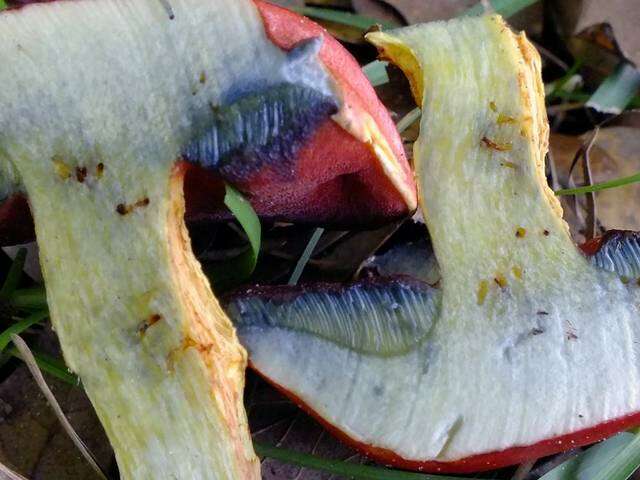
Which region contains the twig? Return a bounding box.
[531,41,569,71]
[511,459,536,480]
[0,461,28,480]
[546,151,560,191]
[547,102,585,115]
[567,129,600,239]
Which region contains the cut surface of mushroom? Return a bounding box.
[230,15,640,473]
[0,0,348,476]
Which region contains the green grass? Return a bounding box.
[207,183,262,289]
[464,0,538,17]
[223,183,261,277]
[254,442,478,480]
[363,60,390,87]
[540,431,640,480]
[0,248,26,299]
[555,172,640,196]
[288,227,324,285]
[290,6,398,31]
[587,63,640,114]
[0,310,48,352]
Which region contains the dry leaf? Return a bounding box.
[551,127,640,239]
[0,366,112,480]
[553,0,640,65]
[247,373,363,480]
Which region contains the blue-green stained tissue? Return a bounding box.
[226,277,441,357]
[590,230,640,279]
[183,37,338,182]
[183,83,337,181]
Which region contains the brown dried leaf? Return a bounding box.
[553,0,640,65]
[247,373,363,480]
[0,366,112,480]
[551,127,640,241]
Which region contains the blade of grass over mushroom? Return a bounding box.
[253,442,479,480]
[0,0,5,11]
[463,0,539,17]
[290,6,399,31]
[288,227,324,285]
[555,172,640,196]
[587,63,640,114]
[0,309,48,351]
[0,247,26,299]
[11,334,108,480]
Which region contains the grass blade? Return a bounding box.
[7,345,78,386]
[288,227,324,285]
[0,248,27,299]
[0,309,48,351]
[587,63,640,114]
[540,432,640,480]
[547,59,584,100]
[254,442,480,480]
[223,183,261,278]
[0,0,6,11]
[463,0,539,17]
[363,60,390,87]
[397,107,422,133]
[555,172,640,196]
[291,6,398,31]
[10,334,107,480]
[9,287,48,311]
[589,431,640,480]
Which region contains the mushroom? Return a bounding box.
[227,15,640,473]
[0,0,416,247]
[0,0,414,477]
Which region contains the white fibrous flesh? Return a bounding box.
[0,0,333,477]
[237,16,640,465]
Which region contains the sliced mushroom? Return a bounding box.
[0,0,416,247]
[229,15,640,473]
[0,0,414,477]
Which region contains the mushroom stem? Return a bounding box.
[25,161,258,478]
[367,17,586,295]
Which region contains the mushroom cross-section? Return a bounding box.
[0,0,416,247]
[0,0,414,477]
[228,15,640,473]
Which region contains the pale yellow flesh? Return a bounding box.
[240,17,640,464]
[0,0,317,476]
